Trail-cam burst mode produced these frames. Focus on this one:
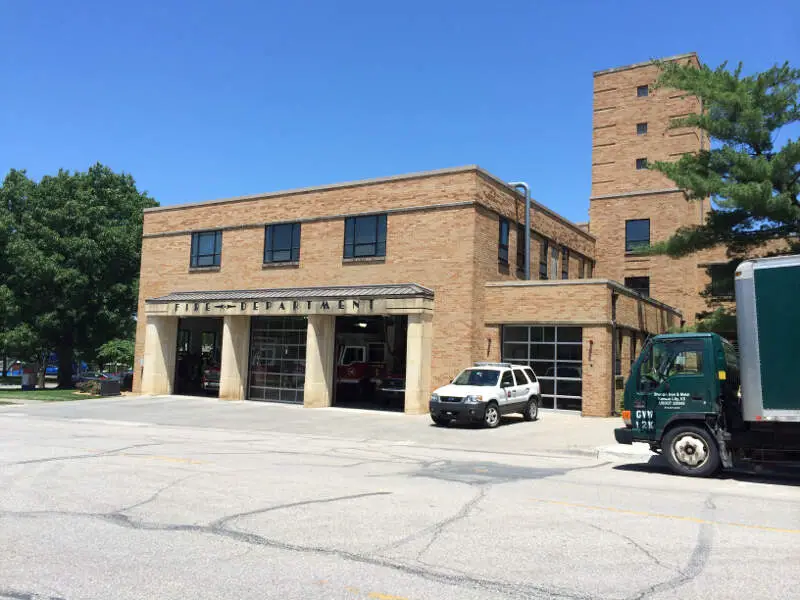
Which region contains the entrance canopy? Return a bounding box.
[145,283,434,318]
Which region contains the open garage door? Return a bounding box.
[334,315,407,411]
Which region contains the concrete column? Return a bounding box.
[219,315,251,401]
[404,313,433,415]
[304,315,335,408]
[141,316,179,395]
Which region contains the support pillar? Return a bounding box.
[141,316,178,395]
[304,315,335,408]
[219,315,251,400]
[404,312,433,415]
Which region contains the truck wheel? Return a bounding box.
[431,415,450,427]
[523,397,539,422]
[483,402,500,429]
[662,425,720,478]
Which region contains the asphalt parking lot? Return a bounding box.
[2,396,800,600]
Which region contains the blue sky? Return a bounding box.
[1,1,798,223]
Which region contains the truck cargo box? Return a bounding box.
[735,255,800,421]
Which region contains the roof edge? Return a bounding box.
[144,165,481,214]
[593,52,699,76]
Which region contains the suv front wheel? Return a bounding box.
[483,402,501,428]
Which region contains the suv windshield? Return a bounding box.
[452,369,500,386]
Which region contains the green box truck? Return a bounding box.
[615,254,800,477]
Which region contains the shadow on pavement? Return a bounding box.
[428,415,532,430]
[614,457,800,486]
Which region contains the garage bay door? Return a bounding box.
[501,326,583,411]
[248,317,307,403]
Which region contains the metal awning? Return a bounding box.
[147,283,434,304]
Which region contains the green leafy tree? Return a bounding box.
[97,338,135,370]
[0,164,157,387]
[646,60,799,331]
[649,60,800,258]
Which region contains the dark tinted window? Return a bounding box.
[516,224,526,271]
[344,215,387,259]
[523,367,537,382]
[636,122,648,135]
[625,276,650,297]
[625,219,650,252]
[539,238,549,280]
[561,248,569,279]
[709,264,735,299]
[264,223,301,263]
[190,231,222,267]
[635,157,648,170]
[512,369,528,385]
[637,85,649,97]
[498,218,509,264]
[501,371,514,387]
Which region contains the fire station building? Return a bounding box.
[134,164,680,417]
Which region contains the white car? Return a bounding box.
[429,362,541,428]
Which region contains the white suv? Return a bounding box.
[429,362,541,428]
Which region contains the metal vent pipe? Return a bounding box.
[508,181,531,280]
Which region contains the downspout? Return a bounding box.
[611,291,619,416]
[508,182,531,280]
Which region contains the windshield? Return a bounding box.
[452,369,500,386]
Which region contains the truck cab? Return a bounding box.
[615,332,739,476]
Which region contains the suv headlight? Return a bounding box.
[430,393,440,402]
[464,395,484,404]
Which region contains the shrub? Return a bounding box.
[76,380,101,395]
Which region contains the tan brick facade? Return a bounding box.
[134,166,618,414]
[589,53,726,323]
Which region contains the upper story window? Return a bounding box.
[635,157,648,170]
[625,219,650,252]
[190,230,222,268]
[516,224,526,272]
[264,222,301,263]
[561,248,569,279]
[344,214,387,259]
[578,256,585,279]
[625,276,650,297]
[550,245,559,279]
[637,85,649,97]
[498,218,510,264]
[587,260,594,278]
[539,238,549,280]
[636,122,648,135]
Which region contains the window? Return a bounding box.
[561,248,569,280]
[637,339,705,393]
[625,276,650,297]
[539,238,549,280]
[550,245,559,280]
[636,122,648,135]
[587,260,594,278]
[190,230,222,268]
[709,264,735,299]
[498,218,510,264]
[615,330,623,376]
[635,157,648,170]
[637,85,649,97]
[341,346,365,365]
[512,369,529,385]
[578,257,585,279]
[625,219,650,252]
[177,330,191,354]
[516,224,526,271]
[344,214,387,259]
[264,223,301,263]
[500,371,515,388]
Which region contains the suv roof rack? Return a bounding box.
[474,362,513,368]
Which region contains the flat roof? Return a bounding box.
[593,52,699,76]
[144,164,595,242]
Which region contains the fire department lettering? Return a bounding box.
[170,298,376,316]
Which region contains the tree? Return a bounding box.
[0,164,157,387]
[97,338,135,370]
[649,60,800,259]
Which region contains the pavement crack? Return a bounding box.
[0,589,66,600]
[117,474,196,514]
[625,523,714,600]
[211,491,392,527]
[581,521,678,574]
[5,442,164,466]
